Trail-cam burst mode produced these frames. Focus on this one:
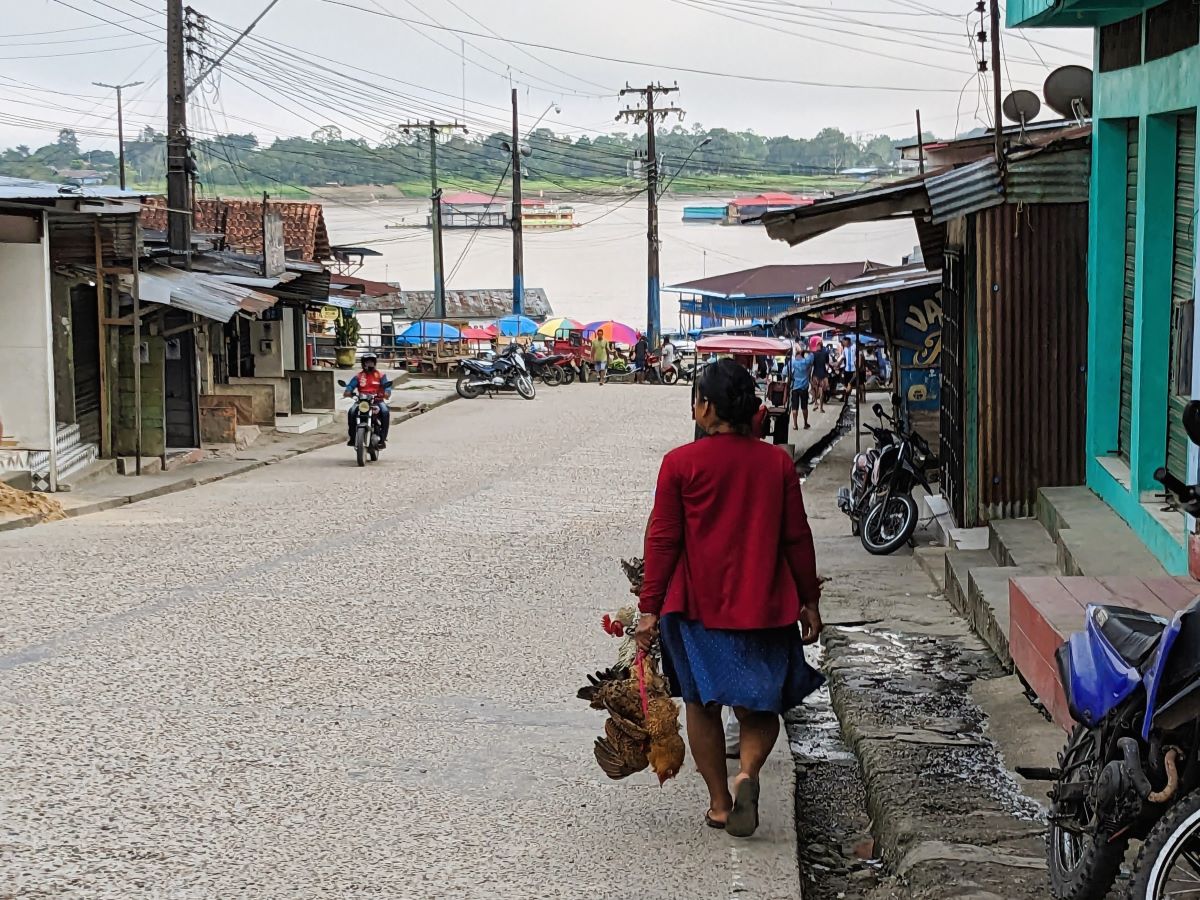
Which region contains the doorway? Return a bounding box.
[69,283,101,445]
[163,313,199,448]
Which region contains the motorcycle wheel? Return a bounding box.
[1126,787,1200,899]
[1048,726,1126,900]
[516,373,536,400]
[561,365,576,385]
[368,434,379,462]
[860,493,918,555]
[662,368,679,385]
[541,370,558,387]
[355,427,366,467]
[456,374,483,399]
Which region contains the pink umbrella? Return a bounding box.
[582,320,639,345]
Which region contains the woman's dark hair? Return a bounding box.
[697,358,762,431]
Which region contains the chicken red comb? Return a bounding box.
[600,614,626,637]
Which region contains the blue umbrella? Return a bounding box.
[395,321,461,345]
[489,314,540,337]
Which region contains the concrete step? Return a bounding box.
[117,456,163,476]
[274,415,320,435]
[57,457,117,492]
[1037,485,1169,578]
[163,448,204,472]
[945,549,995,612]
[987,518,1059,569]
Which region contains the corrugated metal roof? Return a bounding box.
[356,288,553,318]
[775,265,941,322]
[926,157,1004,224]
[1006,146,1091,205]
[759,173,939,246]
[138,265,279,323]
[0,175,142,201]
[667,262,875,298]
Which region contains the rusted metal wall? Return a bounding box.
[974,202,1089,519]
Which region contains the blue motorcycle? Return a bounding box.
[1032,401,1200,899]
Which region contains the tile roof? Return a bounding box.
[140,196,332,261]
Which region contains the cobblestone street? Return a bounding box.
[0,386,799,899]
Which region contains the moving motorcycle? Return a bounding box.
[456,344,536,400]
[337,379,385,467]
[1031,400,1200,900]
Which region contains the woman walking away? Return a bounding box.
[635,359,824,838]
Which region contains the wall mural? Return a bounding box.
[895,291,943,411]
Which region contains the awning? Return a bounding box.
[138,264,279,323]
[759,173,940,246]
[696,335,792,355]
[775,265,941,324]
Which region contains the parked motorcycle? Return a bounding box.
[1027,400,1200,900]
[456,344,536,400]
[337,379,385,467]
[525,350,566,386]
[553,355,577,385]
[836,403,899,537]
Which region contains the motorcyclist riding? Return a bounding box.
[344,353,392,449]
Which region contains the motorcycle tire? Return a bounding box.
[355,427,367,467]
[1048,726,1127,900]
[541,370,558,387]
[456,374,483,399]
[368,436,378,462]
[860,493,918,555]
[516,373,536,400]
[1125,786,1200,899]
[662,368,679,385]
[561,365,576,385]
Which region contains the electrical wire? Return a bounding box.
[446,157,511,283]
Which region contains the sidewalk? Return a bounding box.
[0,381,458,534]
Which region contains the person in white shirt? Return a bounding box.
[659,338,677,378]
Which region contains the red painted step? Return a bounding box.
[1009,576,1200,731]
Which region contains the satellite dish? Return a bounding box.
[1044,65,1093,120]
[1002,90,1041,125]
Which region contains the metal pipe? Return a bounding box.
[1148,747,1182,804]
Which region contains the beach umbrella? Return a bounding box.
[460,326,494,342]
[488,314,540,337]
[395,321,460,345]
[536,316,582,337]
[582,320,639,345]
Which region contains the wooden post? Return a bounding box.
[132,266,142,476]
[93,220,110,458]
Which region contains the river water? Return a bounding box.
[322,197,920,328]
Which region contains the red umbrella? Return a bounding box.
[461,326,494,342]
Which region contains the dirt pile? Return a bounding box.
[0,481,66,522]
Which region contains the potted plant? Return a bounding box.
[334,311,360,367]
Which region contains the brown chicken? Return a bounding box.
[577,655,685,784]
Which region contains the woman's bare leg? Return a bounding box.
[687,703,732,823]
[732,708,780,784]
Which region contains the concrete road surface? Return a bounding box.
[0,385,800,899]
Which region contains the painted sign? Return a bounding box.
[895,291,943,411]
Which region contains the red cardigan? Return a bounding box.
[639,432,821,630]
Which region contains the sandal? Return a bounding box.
[705,811,726,830]
[726,777,760,838]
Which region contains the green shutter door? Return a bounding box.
[1167,113,1196,481]
[1119,121,1139,461]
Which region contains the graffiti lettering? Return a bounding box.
[904,297,943,367]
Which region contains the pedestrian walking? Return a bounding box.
[590,332,609,385]
[635,359,824,837]
[634,333,649,384]
[810,340,830,413]
[786,345,815,430]
[838,336,858,401]
[659,337,677,381]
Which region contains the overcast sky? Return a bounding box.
[3,0,1093,153]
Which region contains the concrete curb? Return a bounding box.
[0,395,458,534]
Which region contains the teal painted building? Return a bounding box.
[1011,0,1200,574]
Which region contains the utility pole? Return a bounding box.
[991,0,1003,164]
[166,0,191,262]
[915,109,925,175]
[399,120,467,319]
[93,80,143,190]
[617,83,683,348]
[510,88,524,316]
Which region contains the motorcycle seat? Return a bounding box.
[1097,605,1169,667]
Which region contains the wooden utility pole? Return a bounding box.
[618,83,684,349]
[400,119,466,319]
[93,80,143,190]
[991,0,1003,164]
[510,88,524,316]
[915,109,926,175]
[166,0,191,262]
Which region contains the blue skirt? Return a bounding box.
[659,613,825,714]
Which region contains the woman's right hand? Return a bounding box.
[634,613,659,651]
